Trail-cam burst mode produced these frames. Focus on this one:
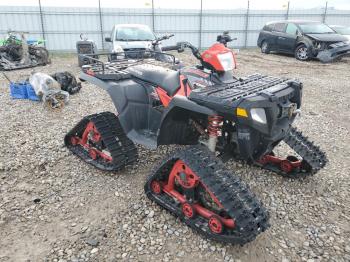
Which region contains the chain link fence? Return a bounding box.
[0,0,349,51]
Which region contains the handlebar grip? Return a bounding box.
[162,45,178,51]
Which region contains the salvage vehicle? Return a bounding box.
[105,24,174,60]
[329,25,350,41]
[65,33,327,244]
[257,20,350,62]
[0,31,50,70]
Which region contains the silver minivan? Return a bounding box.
[105,24,161,58]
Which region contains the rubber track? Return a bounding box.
[259,126,328,178]
[64,112,138,171]
[144,145,270,244]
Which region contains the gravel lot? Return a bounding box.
[0,50,349,262]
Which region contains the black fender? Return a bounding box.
[79,72,161,149]
[166,95,215,116]
[157,95,215,145]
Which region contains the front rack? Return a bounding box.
[80,51,176,79]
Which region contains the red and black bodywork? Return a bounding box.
[66,34,326,244]
[80,41,302,164]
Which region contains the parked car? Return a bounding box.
[257,20,350,62]
[104,24,172,59]
[329,25,350,40]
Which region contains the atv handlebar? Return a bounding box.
[162,41,201,60]
[217,31,237,47]
[161,45,179,51]
[178,42,202,60]
[152,34,175,46]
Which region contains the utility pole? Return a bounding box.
[38,0,46,48]
[199,0,203,50]
[152,0,155,32]
[98,0,104,50]
[244,0,250,48]
[285,1,290,20]
[323,1,328,23]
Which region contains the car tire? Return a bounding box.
[295,44,310,61]
[261,41,270,54]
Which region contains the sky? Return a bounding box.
[0,0,349,10]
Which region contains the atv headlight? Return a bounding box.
[251,108,267,124]
[217,52,235,71]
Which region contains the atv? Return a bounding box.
[65,33,327,244]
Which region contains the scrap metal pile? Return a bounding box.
[0,31,50,71]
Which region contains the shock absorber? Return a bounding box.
[207,115,223,152]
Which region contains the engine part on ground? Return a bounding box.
[0,32,50,71]
[76,34,98,67]
[29,72,69,109]
[42,89,69,110]
[29,72,61,97]
[51,71,82,94]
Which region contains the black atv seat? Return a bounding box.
[126,64,180,96]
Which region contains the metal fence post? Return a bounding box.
[285,1,290,20]
[98,0,104,50]
[38,0,46,48]
[244,0,250,48]
[323,1,328,23]
[152,0,155,32]
[199,0,203,50]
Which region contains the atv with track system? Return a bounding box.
[65,33,327,245]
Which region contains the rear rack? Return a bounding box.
[80,51,176,80]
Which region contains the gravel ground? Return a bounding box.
[0,50,349,262]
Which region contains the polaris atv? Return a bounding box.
[65,33,327,245]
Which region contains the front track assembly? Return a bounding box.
[258,127,328,178]
[145,145,269,244]
[64,112,138,171]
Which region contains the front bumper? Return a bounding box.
[316,43,350,63]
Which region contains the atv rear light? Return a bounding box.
[217,52,235,71]
[251,108,267,124]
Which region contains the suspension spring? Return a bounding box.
[207,115,223,137]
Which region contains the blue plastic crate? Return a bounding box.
[26,83,40,101]
[10,82,28,99]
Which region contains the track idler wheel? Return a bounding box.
[182,203,196,219]
[150,180,162,195]
[88,148,98,160]
[208,215,224,234]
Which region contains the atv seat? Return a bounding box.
[127,64,180,96]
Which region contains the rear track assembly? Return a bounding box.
[64,112,137,171]
[145,145,270,244]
